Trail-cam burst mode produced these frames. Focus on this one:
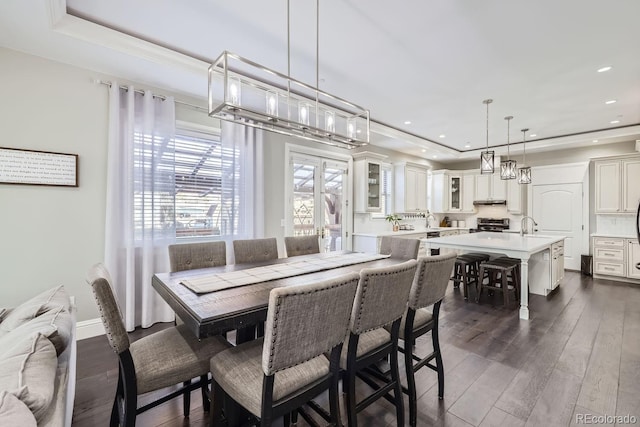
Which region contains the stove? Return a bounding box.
[475,217,510,232]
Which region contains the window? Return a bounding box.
[133,125,246,239]
[173,127,244,238]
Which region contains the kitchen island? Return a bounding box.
[424,232,565,320]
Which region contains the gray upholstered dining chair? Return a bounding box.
[233,237,278,264]
[284,235,320,257]
[86,263,230,427]
[168,241,226,272]
[396,253,456,427]
[342,259,418,427]
[209,272,360,427]
[379,236,420,260]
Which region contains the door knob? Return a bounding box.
[636,262,640,270]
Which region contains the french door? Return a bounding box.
[288,153,349,252]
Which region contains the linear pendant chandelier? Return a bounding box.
[500,115,517,180]
[208,0,370,149]
[480,99,495,174]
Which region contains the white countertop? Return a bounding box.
[353,227,470,237]
[591,232,638,239]
[424,231,565,254]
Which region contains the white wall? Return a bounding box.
[0,48,108,322]
[0,47,221,323]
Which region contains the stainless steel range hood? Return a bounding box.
[473,199,507,206]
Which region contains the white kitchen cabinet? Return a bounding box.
[594,156,640,213]
[593,237,626,277]
[461,173,475,212]
[431,170,475,213]
[551,241,564,290]
[622,158,640,212]
[353,152,387,213]
[474,172,506,200]
[395,163,428,212]
[491,174,507,200]
[475,174,491,200]
[506,179,524,214]
[627,240,640,279]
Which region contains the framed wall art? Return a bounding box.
[0,147,78,187]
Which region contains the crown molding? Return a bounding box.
[46,0,207,75]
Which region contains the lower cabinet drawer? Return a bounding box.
[593,237,624,248]
[594,247,625,262]
[594,261,625,276]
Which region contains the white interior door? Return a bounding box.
[288,154,348,253]
[532,183,583,270]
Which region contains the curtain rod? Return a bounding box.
[95,79,207,112]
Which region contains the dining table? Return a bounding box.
[152,250,398,340]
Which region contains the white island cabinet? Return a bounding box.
[424,232,566,320]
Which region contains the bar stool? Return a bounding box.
[452,253,490,300]
[477,258,520,305]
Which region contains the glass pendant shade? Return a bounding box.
[298,102,312,127]
[227,76,241,107]
[347,118,357,140]
[265,90,278,118]
[500,159,517,180]
[480,150,495,174]
[518,167,532,184]
[325,111,335,133]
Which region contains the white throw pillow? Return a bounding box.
[0,391,37,426]
[0,286,70,332]
[0,333,58,422]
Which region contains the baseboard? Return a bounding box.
[76,318,105,341]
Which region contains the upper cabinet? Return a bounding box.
[622,158,640,212]
[595,156,640,213]
[431,170,475,213]
[506,179,524,214]
[474,172,506,201]
[395,163,428,212]
[353,152,387,213]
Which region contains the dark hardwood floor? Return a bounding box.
[72,271,640,426]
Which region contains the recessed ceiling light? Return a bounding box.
[529,134,537,137]
[356,129,361,133]
[439,134,446,138]
[432,155,438,159]
[421,149,426,153]
[464,144,471,148]
[593,139,599,143]
[605,100,617,104]
[404,121,412,125]
[610,120,620,124]
[597,66,612,73]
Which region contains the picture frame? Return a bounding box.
[0,147,78,187]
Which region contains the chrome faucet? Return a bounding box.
[425,211,436,229]
[520,216,538,236]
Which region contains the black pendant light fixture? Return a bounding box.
[480,99,495,174]
[500,115,517,180]
[518,128,532,184]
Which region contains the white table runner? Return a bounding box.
[180,252,389,294]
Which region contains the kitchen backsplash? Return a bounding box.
[596,214,636,236]
[354,205,527,233]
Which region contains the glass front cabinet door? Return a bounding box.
[353,152,387,213]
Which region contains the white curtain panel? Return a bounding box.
[105,84,176,331]
[220,121,265,262]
